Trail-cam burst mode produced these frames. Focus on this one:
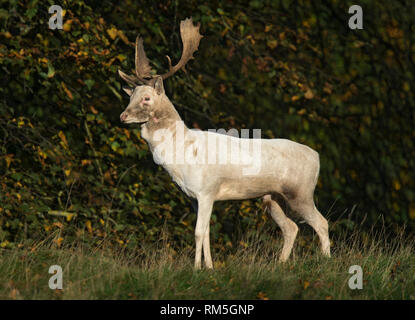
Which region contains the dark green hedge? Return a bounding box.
[0,0,414,248]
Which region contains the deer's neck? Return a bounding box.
[140,98,189,154]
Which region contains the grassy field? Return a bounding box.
[0,228,414,300]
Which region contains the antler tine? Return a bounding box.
[118,35,153,87]
[161,18,203,80]
[118,69,140,87]
[135,35,153,83]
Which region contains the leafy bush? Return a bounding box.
[0,0,414,248]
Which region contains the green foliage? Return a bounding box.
[0,0,414,248]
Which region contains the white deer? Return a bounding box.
[118,18,330,269]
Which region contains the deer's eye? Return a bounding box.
[144,97,150,101]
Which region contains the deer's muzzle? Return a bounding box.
[120,111,128,122]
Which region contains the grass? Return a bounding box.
[0,227,414,300]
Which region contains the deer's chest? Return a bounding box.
[164,164,199,198]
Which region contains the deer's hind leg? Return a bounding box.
[289,197,330,257]
[263,194,298,262]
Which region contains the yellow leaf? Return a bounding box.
[38,149,47,159]
[291,95,300,102]
[1,240,9,248]
[4,154,13,168]
[393,180,401,191]
[61,82,73,100]
[90,105,98,114]
[63,21,72,32]
[106,27,118,40]
[117,30,130,45]
[103,57,116,68]
[257,291,269,300]
[117,54,126,62]
[48,210,76,222]
[58,131,68,147]
[403,82,410,92]
[81,159,92,166]
[85,220,92,233]
[55,237,64,247]
[409,204,415,220]
[78,51,88,57]
[53,222,63,229]
[267,39,278,49]
[64,169,71,177]
[305,89,314,99]
[303,280,310,289]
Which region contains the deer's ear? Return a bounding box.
[123,86,134,96]
[153,76,164,95]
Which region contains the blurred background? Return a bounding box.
[0,0,414,250]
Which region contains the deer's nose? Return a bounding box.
[120,112,128,122]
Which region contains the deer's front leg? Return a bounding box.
[194,197,213,270]
[203,224,213,269]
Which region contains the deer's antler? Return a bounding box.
[160,18,203,80]
[134,35,153,82]
[119,18,202,87]
[118,35,153,86]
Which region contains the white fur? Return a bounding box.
[120,84,331,269]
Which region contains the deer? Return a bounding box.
[118,18,331,269]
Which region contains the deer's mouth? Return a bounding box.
[120,111,149,125]
[124,118,146,124]
[138,119,149,127]
[123,119,149,128]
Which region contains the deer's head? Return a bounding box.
[119,18,202,124]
